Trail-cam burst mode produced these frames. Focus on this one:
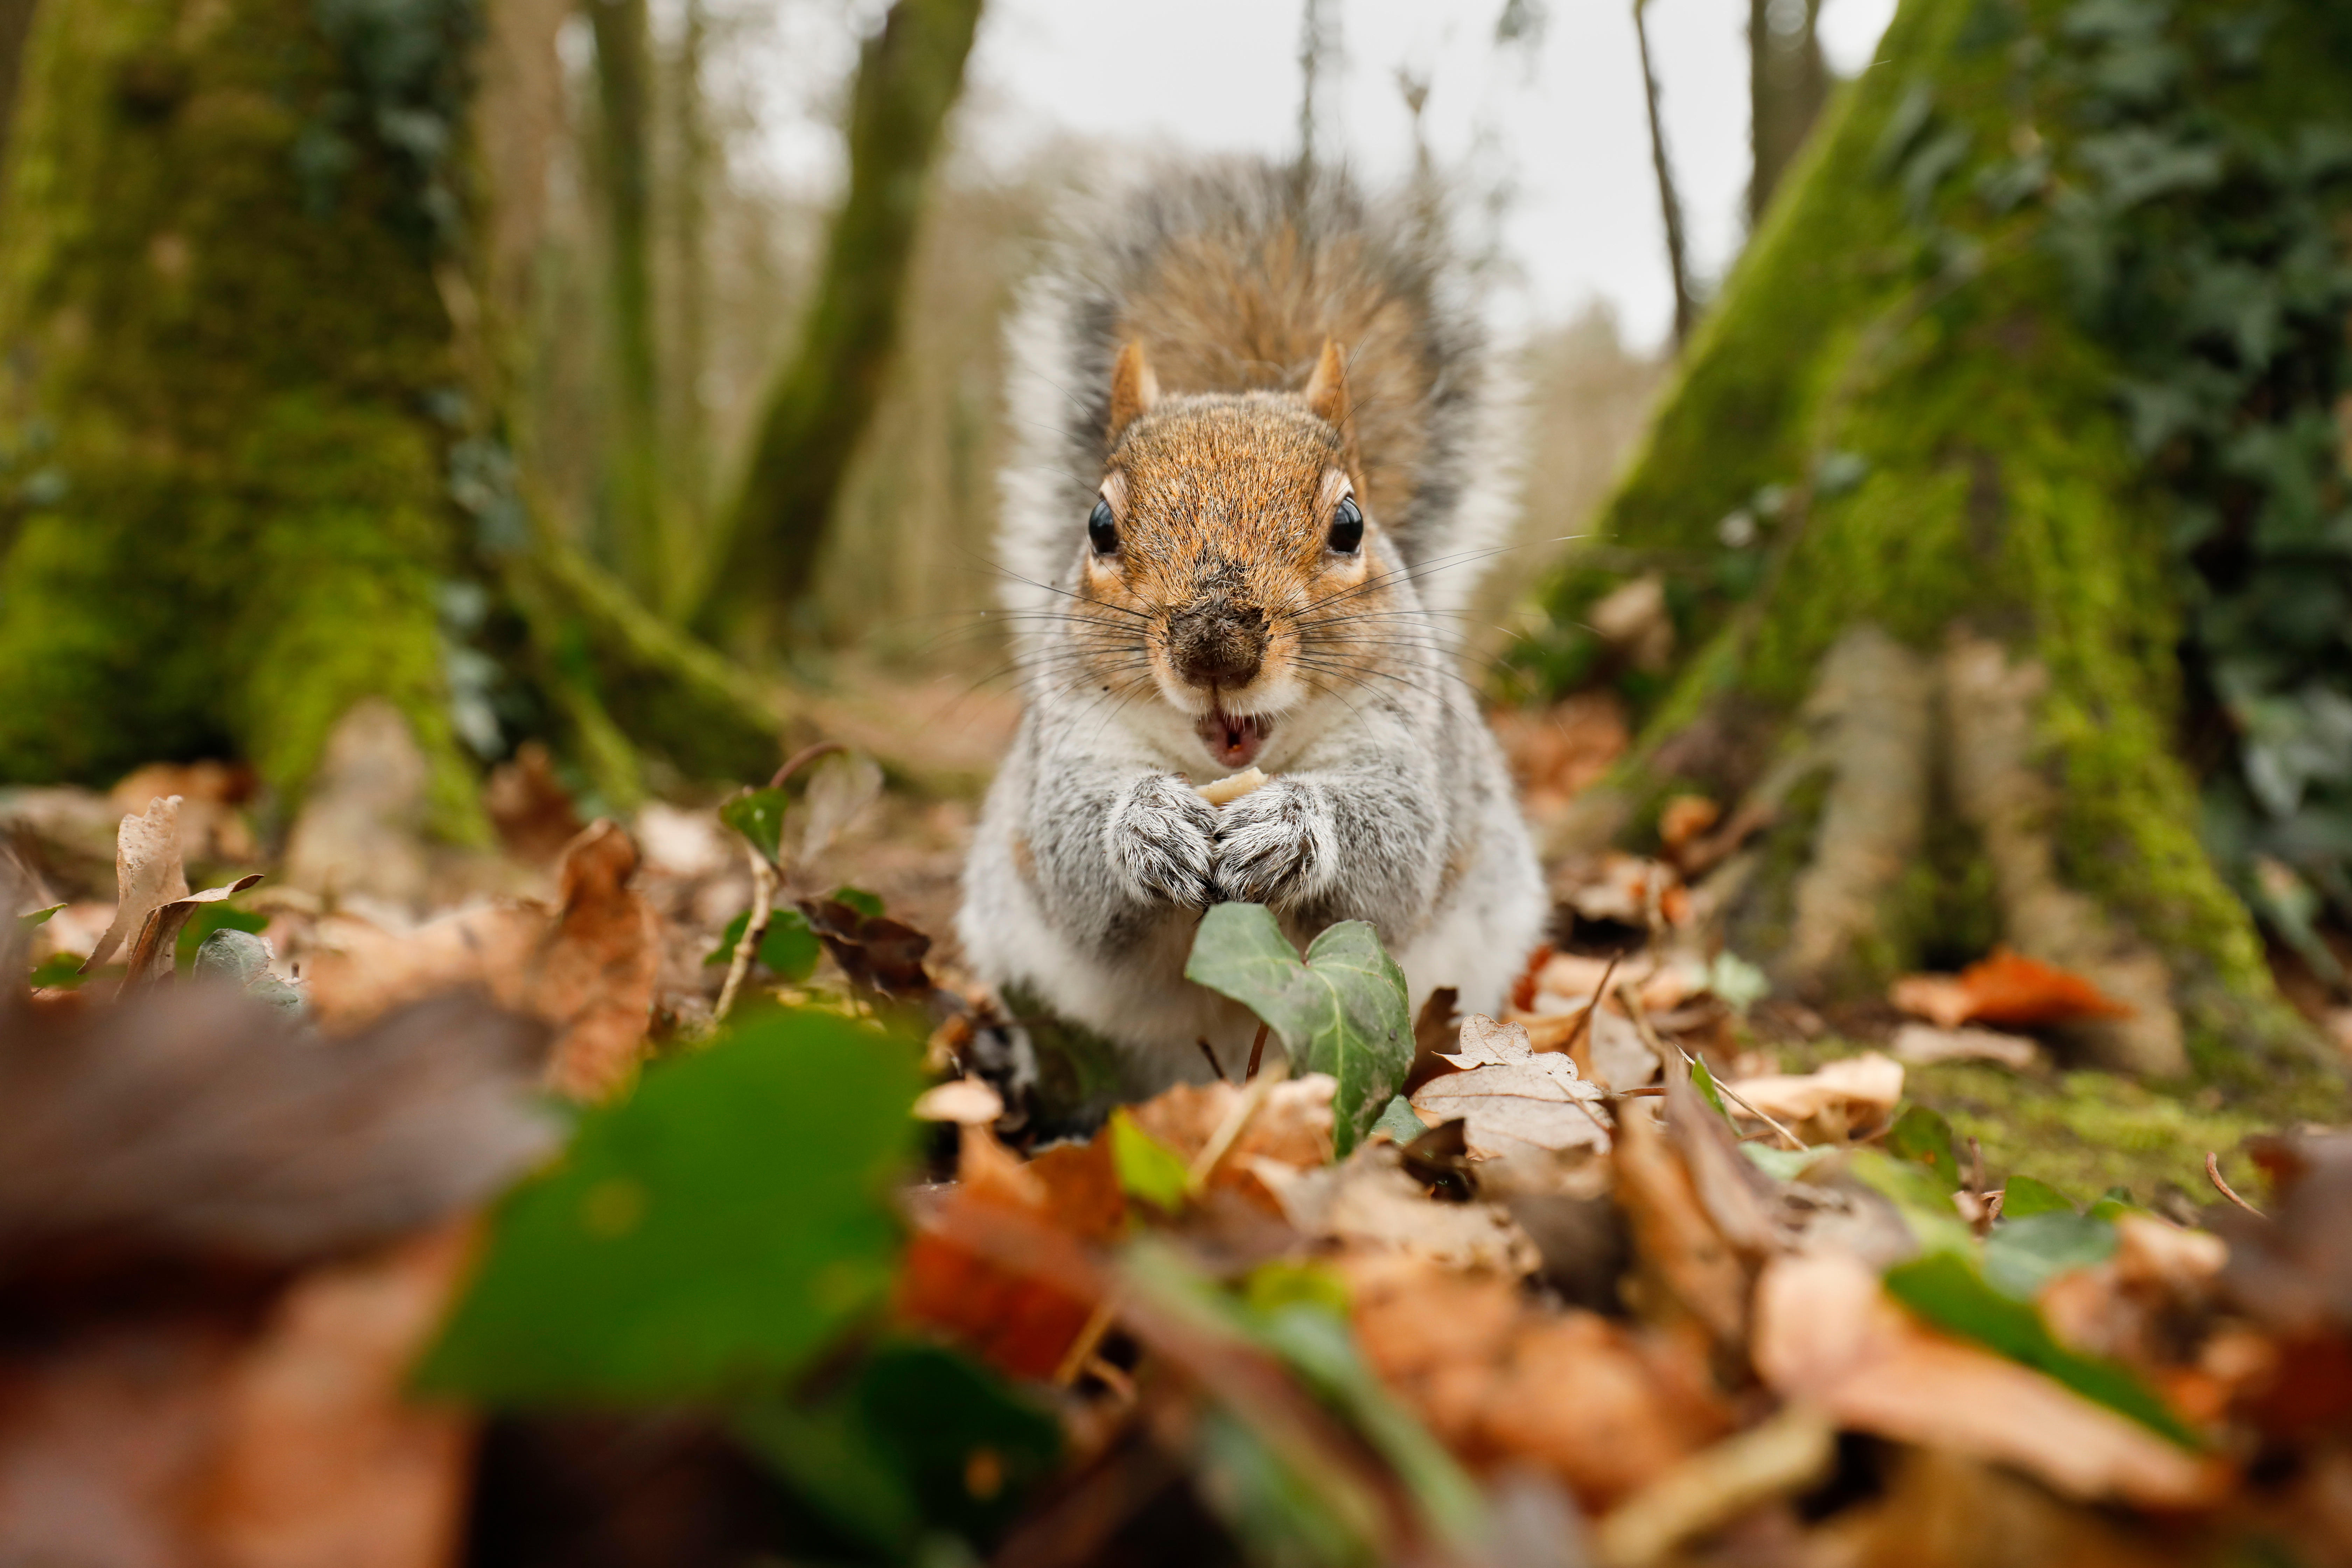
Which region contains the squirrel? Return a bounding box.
[959,160,1546,1090]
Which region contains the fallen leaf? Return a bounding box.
[1127,1074,1335,1212]
[1751,1252,2221,1507]
[1726,1052,1903,1139]
[1890,947,2133,1030]
[799,897,934,999]
[111,760,259,864]
[1254,1144,1539,1274]
[1612,1103,1751,1348]
[1891,1022,2043,1070]
[121,873,267,986]
[484,741,584,865]
[1409,1015,1609,1161]
[203,1225,479,1568]
[282,701,431,910]
[1657,796,1720,854]
[1595,1404,1836,1568]
[82,794,189,972]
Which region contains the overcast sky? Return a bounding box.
[729,0,1899,352]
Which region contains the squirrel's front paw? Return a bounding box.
[1106,773,1222,909]
[1213,778,1338,908]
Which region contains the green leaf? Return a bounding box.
[1847,1149,1974,1256]
[417,1007,922,1403]
[1983,1211,2118,1300]
[1110,1108,1191,1212]
[738,1340,1060,1555]
[1742,1143,1833,1183]
[1371,1094,1426,1143]
[1688,1055,1734,1122]
[14,903,61,930]
[1883,1251,2199,1448]
[2000,1174,2078,1218]
[702,906,822,982]
[1184,904,1410,1156]
[831,885,887,919]
[2091,1184,2139,1222]
[28,951,86,989]
[719,787,790,865]
[175,903,268,975]
[1885,1104,1961,1190]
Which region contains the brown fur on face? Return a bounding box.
[1070,384,1406,750]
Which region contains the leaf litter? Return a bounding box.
[6,747,2352,1567]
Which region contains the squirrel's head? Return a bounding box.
[1068,339,1407,773]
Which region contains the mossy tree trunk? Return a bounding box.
[688,0,982,643]
[0,0,785,831]
[1531,0,2351,1082]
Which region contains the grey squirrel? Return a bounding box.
[958,160,1546,1089]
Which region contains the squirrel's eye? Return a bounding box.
[1328,495,1364,554]
[1087,498,1119,555]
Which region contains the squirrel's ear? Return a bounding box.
[1106,341,1158,445]
[1304,338,1362,470]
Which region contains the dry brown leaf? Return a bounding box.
[1254,1144,1538,1274]
[121,873,267,985]
[1657,795,1721,854]
[112,761,259,864]
[1613,1104,1751,1348]
[202,1224,478,1568]
[1891,1023,2042,1071]
[1127,1073,1335,1211]
[83,794,189,972]
[1751,1252,2222,1508]
[1726,1052,1904,1138]
[1595,1404,1836,1568]
[304,822,657,1100]
[1890,947,2134,1031]
[1409,1015,1609,1160]
[484,742,584,865]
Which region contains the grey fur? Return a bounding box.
[961,160,1546,1091]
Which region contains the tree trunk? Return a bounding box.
[0,0,34,166]
[0,0,785,827]
[1746,0,1827,226]
[587,0,665,606]
[1529,0,2348,1084]
[687,0,983,645]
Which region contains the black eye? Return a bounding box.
[1328,495,1363,553]
[1088,498,1119,555]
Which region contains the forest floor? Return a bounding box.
[6,680,2352,1567]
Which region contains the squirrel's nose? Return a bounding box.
[1168,601,1267,691]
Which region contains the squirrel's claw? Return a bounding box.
[1106,773,1221,910]
[1212,778,1336,909]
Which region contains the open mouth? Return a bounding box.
[1197,708,1272,769]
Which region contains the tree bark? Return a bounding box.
[0,0,34,167]
[0,0,785,826]
[1632,0,1697,349]
[1533,0,2342,1082]
[587,0,665,606]
[1746,0,1827,227]
[688,0,983,645]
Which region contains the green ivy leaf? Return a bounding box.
[14,903,62,930]
[702,906,822,982]
[2000,1174,2078,1218]
[1184,904,1410,1156]
[737,1340,1061,1556]
[28,951,85,989]
[719,787,790,865]
[1883,1251,2198,1448]
[830,885,886,919]
[1983,1211,2119,1300]
[416,1007,922,1403]
[1110,1108,1191,1212]
[1885,1104,1961,1190]
[1370,1094,1427,1144]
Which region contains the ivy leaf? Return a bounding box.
[719,787,790,866]
[1885,1104,1961,1189]
[1984,1211,2119,1300]
[831,885,887,919]
[417,1007,922,1402]
[702,906,822,982]
[14,904,61,931]
[28,952,86,989]
[2001,1174,2079,1218]
[1184,904,1410,1156]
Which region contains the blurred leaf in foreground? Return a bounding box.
[1185,904,1410,1156]
[703,905,822,981]
[418,1007,921,1402]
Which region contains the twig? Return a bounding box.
[1619,979,1806,1151]
[1189,1062,1282,1196]
[1245,1022,1270,1081]
[1632,0,1698,348]
[1197,1037,1227,1083]
[710,839,777,1028]
[1557,952,1624,1060]
[2206,1152,2263,1218]
[770,738,848,790]
[1053,1299,1118,1388]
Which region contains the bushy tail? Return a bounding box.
[997,159,1520,629]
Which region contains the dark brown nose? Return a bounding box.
[1168,601,1267,690]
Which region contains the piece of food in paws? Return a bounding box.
[1196,766,1268,806]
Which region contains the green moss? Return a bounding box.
[0,0,487,837]
[1525,0,2315,1067]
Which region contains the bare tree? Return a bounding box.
[1632,0,1697,347]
